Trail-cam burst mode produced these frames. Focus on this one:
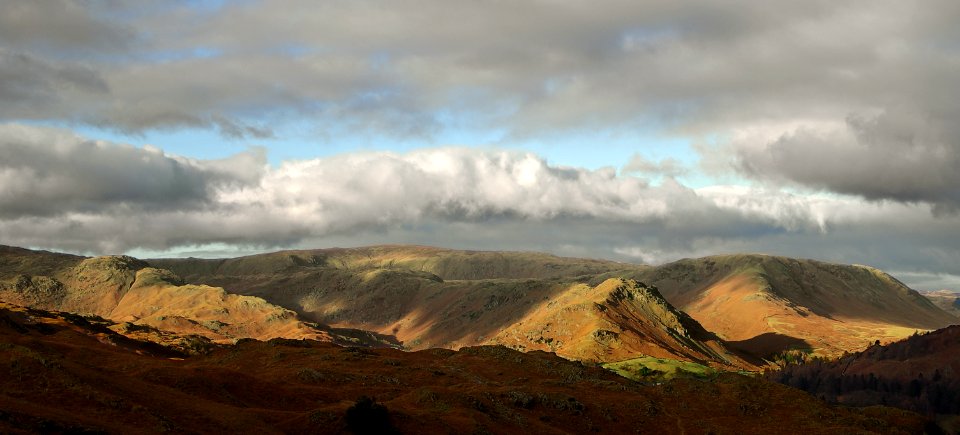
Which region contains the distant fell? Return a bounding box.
[150,245,638,281]
[922,290,960,318]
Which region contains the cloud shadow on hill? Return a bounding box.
[727,333,811,361]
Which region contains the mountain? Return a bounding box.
[0,246,393,347]
[489,278,742,365]
[922,290,960,318]
[148,246,745,367]
[616,254,957,359]
[0,303,932,434]
[768,325,960,432]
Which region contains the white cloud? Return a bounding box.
[3,124,959,290]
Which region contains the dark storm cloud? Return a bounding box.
[732,107,960,211]
[4,0,959,151]
[0,50,108,115]
[0,0,135,54]
[0,124,265,217]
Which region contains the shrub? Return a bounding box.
[345,396,396,434]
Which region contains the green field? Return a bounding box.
[603,356,719,382]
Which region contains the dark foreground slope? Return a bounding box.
[769,325,960,418]
[0,304,931,435]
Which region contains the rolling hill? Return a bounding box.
[1,245,736,366]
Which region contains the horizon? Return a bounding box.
[2,1,959,291]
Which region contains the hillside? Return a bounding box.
[619,255,957,359]
[768,325,960,431]
[0,303,933,434]
[490,278,743,366]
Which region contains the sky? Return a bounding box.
[1,0,959,290]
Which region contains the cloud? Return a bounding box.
[2,124,959,290]
[3,0,958,146]
[0,124,814,250]
[0,124,265,218]
[0,49,108,117]
[0,124,955,270]
[0,0,135,55]
[623,154,688,178]
[730,107,960,211]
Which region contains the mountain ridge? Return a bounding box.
[1,244,954,368]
